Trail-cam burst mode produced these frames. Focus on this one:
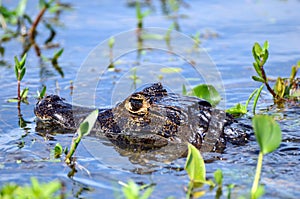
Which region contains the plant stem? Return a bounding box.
[251,151,263,198]
[260,64,279,99]
[28,6,47,56]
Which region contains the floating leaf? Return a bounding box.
[185,143,206,183]
[191,84,221,106]
[252,115,282,154]
[160,67,182,74]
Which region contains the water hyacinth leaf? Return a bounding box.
[185,143,206,183]
[191,84,221,106]
[252,76,265,83]
[160,67,182,74]
[252,115,282,155]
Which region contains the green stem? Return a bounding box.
[252,84,264,115]
[251,152,263,199]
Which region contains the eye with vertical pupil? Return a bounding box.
[129,97,143,111]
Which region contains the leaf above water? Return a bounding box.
[190,84,221,106]
[252,115,282,154]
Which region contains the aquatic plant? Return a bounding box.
[65,109,98,165]
[0,0,70,57]
[227,41,299,116]
[120,180,154,199]
[7,54,28,105]
[250,115,282,199]
[0,177,64,199]
[135,1,150,29]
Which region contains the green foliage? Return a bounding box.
[136,1,150,29]
[0,177,63,199]
[14,54,27,81]
[53,143,63,158]
[65,109,99,164]
[214,169,223,187]
[185,144,206,184]
[37,86,47,99]
[226,103,247,117]
[121,180,154,199]
[108,36,115,49]
[252,115,282,155]
[251,115,282,199]
[190,84,221,106]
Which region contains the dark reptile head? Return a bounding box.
[34,95,75,129]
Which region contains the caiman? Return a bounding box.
[34,83,250,153]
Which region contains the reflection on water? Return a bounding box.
[0,0,300,198]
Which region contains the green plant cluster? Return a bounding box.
[0,177,64,199]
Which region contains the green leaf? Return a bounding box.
[79,122,89,136]
[14,56,20,68]
[214,169,223,186]
[263,41,269,51]
[252,115,282,155]
[253,62,262,78]
[19,67,26,81]
[15,0,28,17]
[79,109,98,137]
[226,103,247,116]
[252,76,265,83]
[252,185,265,199]
[274,77,285,98]
[182,84,187,95]
[14,65,19,79]
[53,48,64,60]
[185,143,206,183]
[191,84,221,106]
[253,42,262,57]
[252,85,264,114]
[160,67,182,74]
[38,86,47,99]
[261,49,269,66]
[54,143,63,158]
[7,98,19,103]
[19,53,27,69]
[108,37,115,48]
[20,87,29,99]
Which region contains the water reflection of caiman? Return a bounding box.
[34,83,250,154]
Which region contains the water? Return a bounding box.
[0,0,300,198]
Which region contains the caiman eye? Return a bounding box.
[125,94,150,115]
[129,98,143,111]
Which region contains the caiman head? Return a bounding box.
[34,83,227,152]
